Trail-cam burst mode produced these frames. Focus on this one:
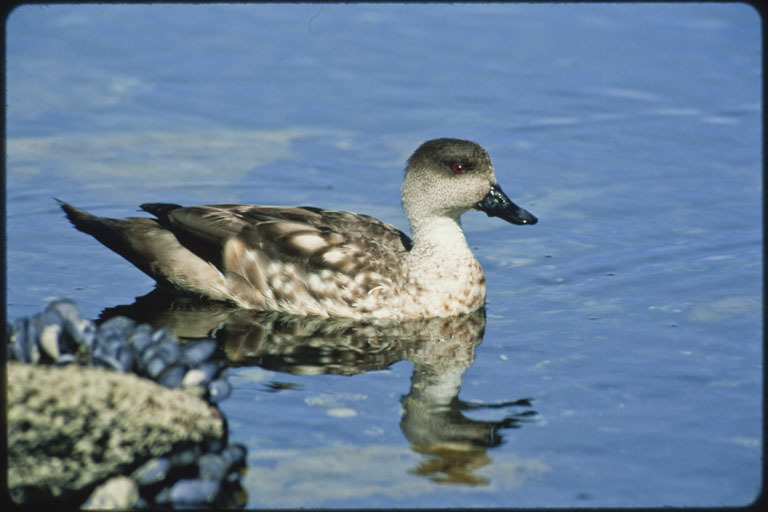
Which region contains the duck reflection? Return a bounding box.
[101,290,537,486]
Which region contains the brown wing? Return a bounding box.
[145,203,411,276]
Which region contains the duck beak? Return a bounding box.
[475,184,538,225]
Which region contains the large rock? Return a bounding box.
[7,362,224,505]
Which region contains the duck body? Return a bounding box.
[59,138,537,319]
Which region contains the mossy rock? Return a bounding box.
[7,362,224,505]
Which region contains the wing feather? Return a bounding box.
[145,204,411,277]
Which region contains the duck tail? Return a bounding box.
[57,199,121,242]
[56,198,165,281]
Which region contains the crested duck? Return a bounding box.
[59,138,537,319]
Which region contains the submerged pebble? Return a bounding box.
[34,310,64,361]
[157,364,187,389]
[93,354,124,372]
[145,355,168,379]
[54,353,77,366]
[170,445,204,470]
[117,347,134,372]
[128,325,154,354]
[208,378,232,403]
[132,457,172,487]
[181,340,218,367]
[155,340,182,364]
[168,478,221,506]
[197,453,227,482]
[81,476,139,510]
[48,299,97,350]
[150,327,176,346]
[98,315,136,337]
[220,444,247,471]
[9,318,35,364]
[182,361,220,389]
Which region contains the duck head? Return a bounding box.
[402,138,537,226]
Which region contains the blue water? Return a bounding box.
[5,3,762,508]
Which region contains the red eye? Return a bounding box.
[452,164,465,174]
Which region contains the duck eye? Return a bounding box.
[452,164,465,174]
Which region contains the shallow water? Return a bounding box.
[5,3,762,508]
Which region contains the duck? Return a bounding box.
[58,138,537,319]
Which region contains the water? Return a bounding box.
[5,3,762,508]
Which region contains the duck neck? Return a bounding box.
[408,215,476,264]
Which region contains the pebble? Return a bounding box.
[34,310,64,360]
[170,444,204,470]
[181,340,218,367]
[168,478,221,506]
[145,355,168,379]
[197,453,227,482]
[55,353,78,366]
[155,339,182,363]
[220,444,247,471]
[128,325,154,354]
[208,378,232,403]
[81,476,139,510]
[93,354,124,372]
[157,364,187,388]
[184,361,220,389]
[8,318,34,363]
[132,457,172,487]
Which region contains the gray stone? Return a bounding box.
[81,476,139,510]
